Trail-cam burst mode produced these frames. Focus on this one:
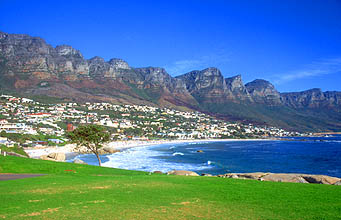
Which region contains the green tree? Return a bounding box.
[67,124,110,166]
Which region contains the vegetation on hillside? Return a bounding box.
[199,101,341,132]
[0,132,66,146]
[0,144,28,157]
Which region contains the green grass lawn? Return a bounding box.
[1,156,341,219]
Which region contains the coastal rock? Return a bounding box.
[223,172,267,180]
[167,170,199,176]
[97,149,108,155]
[102,147,120,154]
[334,181,341,185]
[73,159,87,165]
[229,174,239,179]
[48,152,66,161]
[40,152,65,161]
[218,172,341,185]
[260,173,308,183]
[40,155,55,161]
[301,174,340,185]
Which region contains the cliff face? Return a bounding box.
[0,32,87,81]
[176,69,254,103]
[0,31,196,108]
[135,67,187,93]
[176,68,230,102]
[1,31,341,131]
[245,79,282,105]
[224,75,252,101]
[281,89,341,108]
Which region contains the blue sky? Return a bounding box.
[1,0,341,92]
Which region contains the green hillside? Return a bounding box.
[199,101,341,132]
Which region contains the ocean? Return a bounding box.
[72,135,341,177]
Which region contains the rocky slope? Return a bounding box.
[0,31,196,109]
[281,89,341,108]
[1,31,341,131]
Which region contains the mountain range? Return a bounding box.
[1,31,340,132]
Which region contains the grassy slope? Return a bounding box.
[0,156,341,219]
[0,145,28,157]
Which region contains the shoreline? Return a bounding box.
[24,138,275,159]
[22,137,341,182]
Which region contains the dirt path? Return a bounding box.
[0,174,46,181]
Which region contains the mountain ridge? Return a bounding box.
[1,31,340,132]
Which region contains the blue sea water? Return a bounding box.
[74,135,341,177]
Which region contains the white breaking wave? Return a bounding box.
[98,144,211,173]
[172,152,184,156]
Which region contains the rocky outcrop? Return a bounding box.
[167,170,199,176]
[245,79,281,105]
[176,68,233,103]
[88,56,135,79]
[218,172,341,185]
[281,89,341,108]
[40,152,65,161]
[109,58,131,70]
[0,31,139,84]
[225,75,253,101]
[301,174,340,185]
[55,45,83,59]
[220,172,267,180]
[0,31,194,109]
[73,158,87,165]
[260,173,308,183]
[101,146,120,154]
[135,67,187,93]
[177,68,226,94]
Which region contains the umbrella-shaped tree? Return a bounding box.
[67,124,110,166]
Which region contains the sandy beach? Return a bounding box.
[24,138,274,159]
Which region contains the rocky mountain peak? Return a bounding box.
[0,31,51,56]
[175,68,228,102]
[89,56,105,63]
[306,88,323,93]
[225,75,242,88]
[246,79,281,105]
[281,88,327,108]
[133,67,187,93]
[108,58,130,70]
[225,75,252,101]
[0,31,8,40]
[136,67,170,83]
[201,67,222,77]
[55,45,83,59]
[135,67,167,77]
